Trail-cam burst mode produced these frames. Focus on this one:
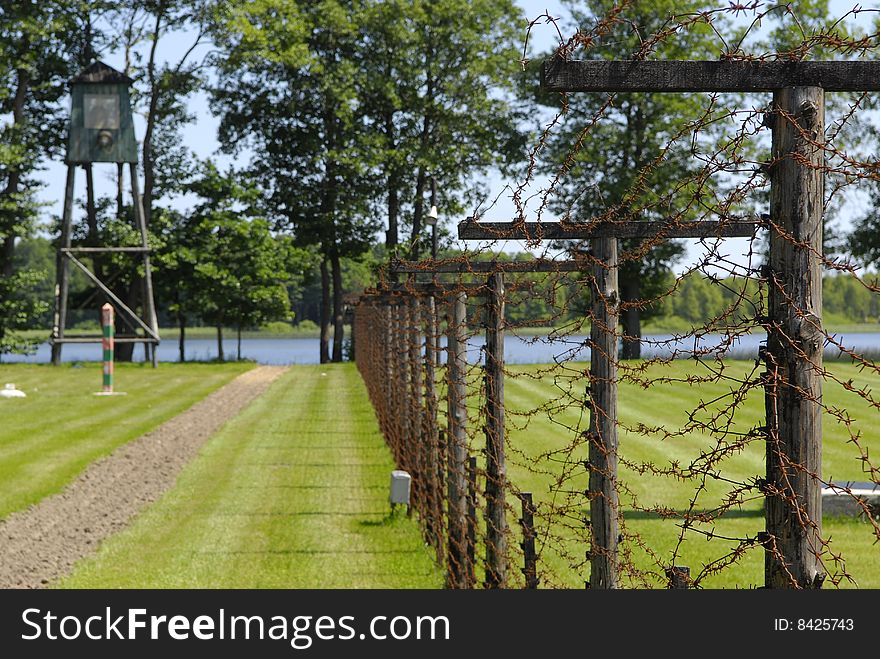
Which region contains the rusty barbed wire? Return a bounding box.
[352,2,879,590]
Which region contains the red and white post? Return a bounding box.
[101,303,114,394]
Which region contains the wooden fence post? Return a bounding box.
[382,296,394,446]
[407,296,423,513]
[423,295,442,558]
[519,492,538,589]
[446,292,469,588]
[484,272,507,588]
[394,299,407,468]
[588,237,620,589]
[666,566,690,589]
[467,455,478,588]
[765,86,825,589]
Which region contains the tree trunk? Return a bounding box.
[619,274,641,360]
[1,235,14,279]
[384,110,399,253]
[237,326,242,361]
[331,249,344,363]
[142,8,165,229]
[319,257,331,364]
[409,168,427,260]
[216,325,224,363]
[178,308,186,363]
[408,29,434,261]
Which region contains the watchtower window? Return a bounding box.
[84,94,119,130]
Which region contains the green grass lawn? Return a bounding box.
[0,362,251,520]
[503,360,880,589]
[61,364,442,588]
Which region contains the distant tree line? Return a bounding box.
[1,1,879,361]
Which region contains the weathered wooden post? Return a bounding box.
[423,295,442,558]
[484,272,507,588]
[764,86,825,589]
[666,566,691,589]
[383,295,394,442]
[588,238,619,589]
[51,167,75,366]
[519,492,539,589]
[446,291,469,588]
[396,299,411,476]
[466,455,478,588]
[391,298,400,455]
[407,296,423,512]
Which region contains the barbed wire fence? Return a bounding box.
[354,3,880,589]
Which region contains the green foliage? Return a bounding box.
[210,0,379,256]
[0,2,93,341]
[532,1,735,355]
[850,184,880,272]
[823,274,879,324]
[153,161,295,335]
[0,269,49,356]
[11,236,55,327]
[360,0,528,256]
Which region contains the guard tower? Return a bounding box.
[50,61,159,366]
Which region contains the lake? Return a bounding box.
[3,331,879,366]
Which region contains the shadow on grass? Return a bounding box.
[358,506,411,528]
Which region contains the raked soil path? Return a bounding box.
[0,365,287,588]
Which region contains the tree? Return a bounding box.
[153,162,292,362]
[196,215,292,362]
[359,0,528,260]
[0,270,48,359]
[0,3,95,347]
[210,0,380,363]
[533,1,733,359]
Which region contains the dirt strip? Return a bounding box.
[0,365,287,588]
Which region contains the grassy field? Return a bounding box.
[503,360,880,588]
[0,362,251,520]
[5,358,875,589]
[61,364,442,588]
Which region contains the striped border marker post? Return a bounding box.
[101,303,114,394]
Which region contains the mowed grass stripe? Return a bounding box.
[61,364,442,588]
[0,362,252,520]
[504,361,880,588]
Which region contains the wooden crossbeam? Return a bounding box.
[62,246,150,253]
[364,281,537,298]
[374,282,487,293]
[458,219,762,241]
[542,60,880,93]
[390,258,581,273]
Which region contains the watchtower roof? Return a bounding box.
[71,61,133,85]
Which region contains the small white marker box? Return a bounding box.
[0,383,26,398]
[389,470,412,507]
